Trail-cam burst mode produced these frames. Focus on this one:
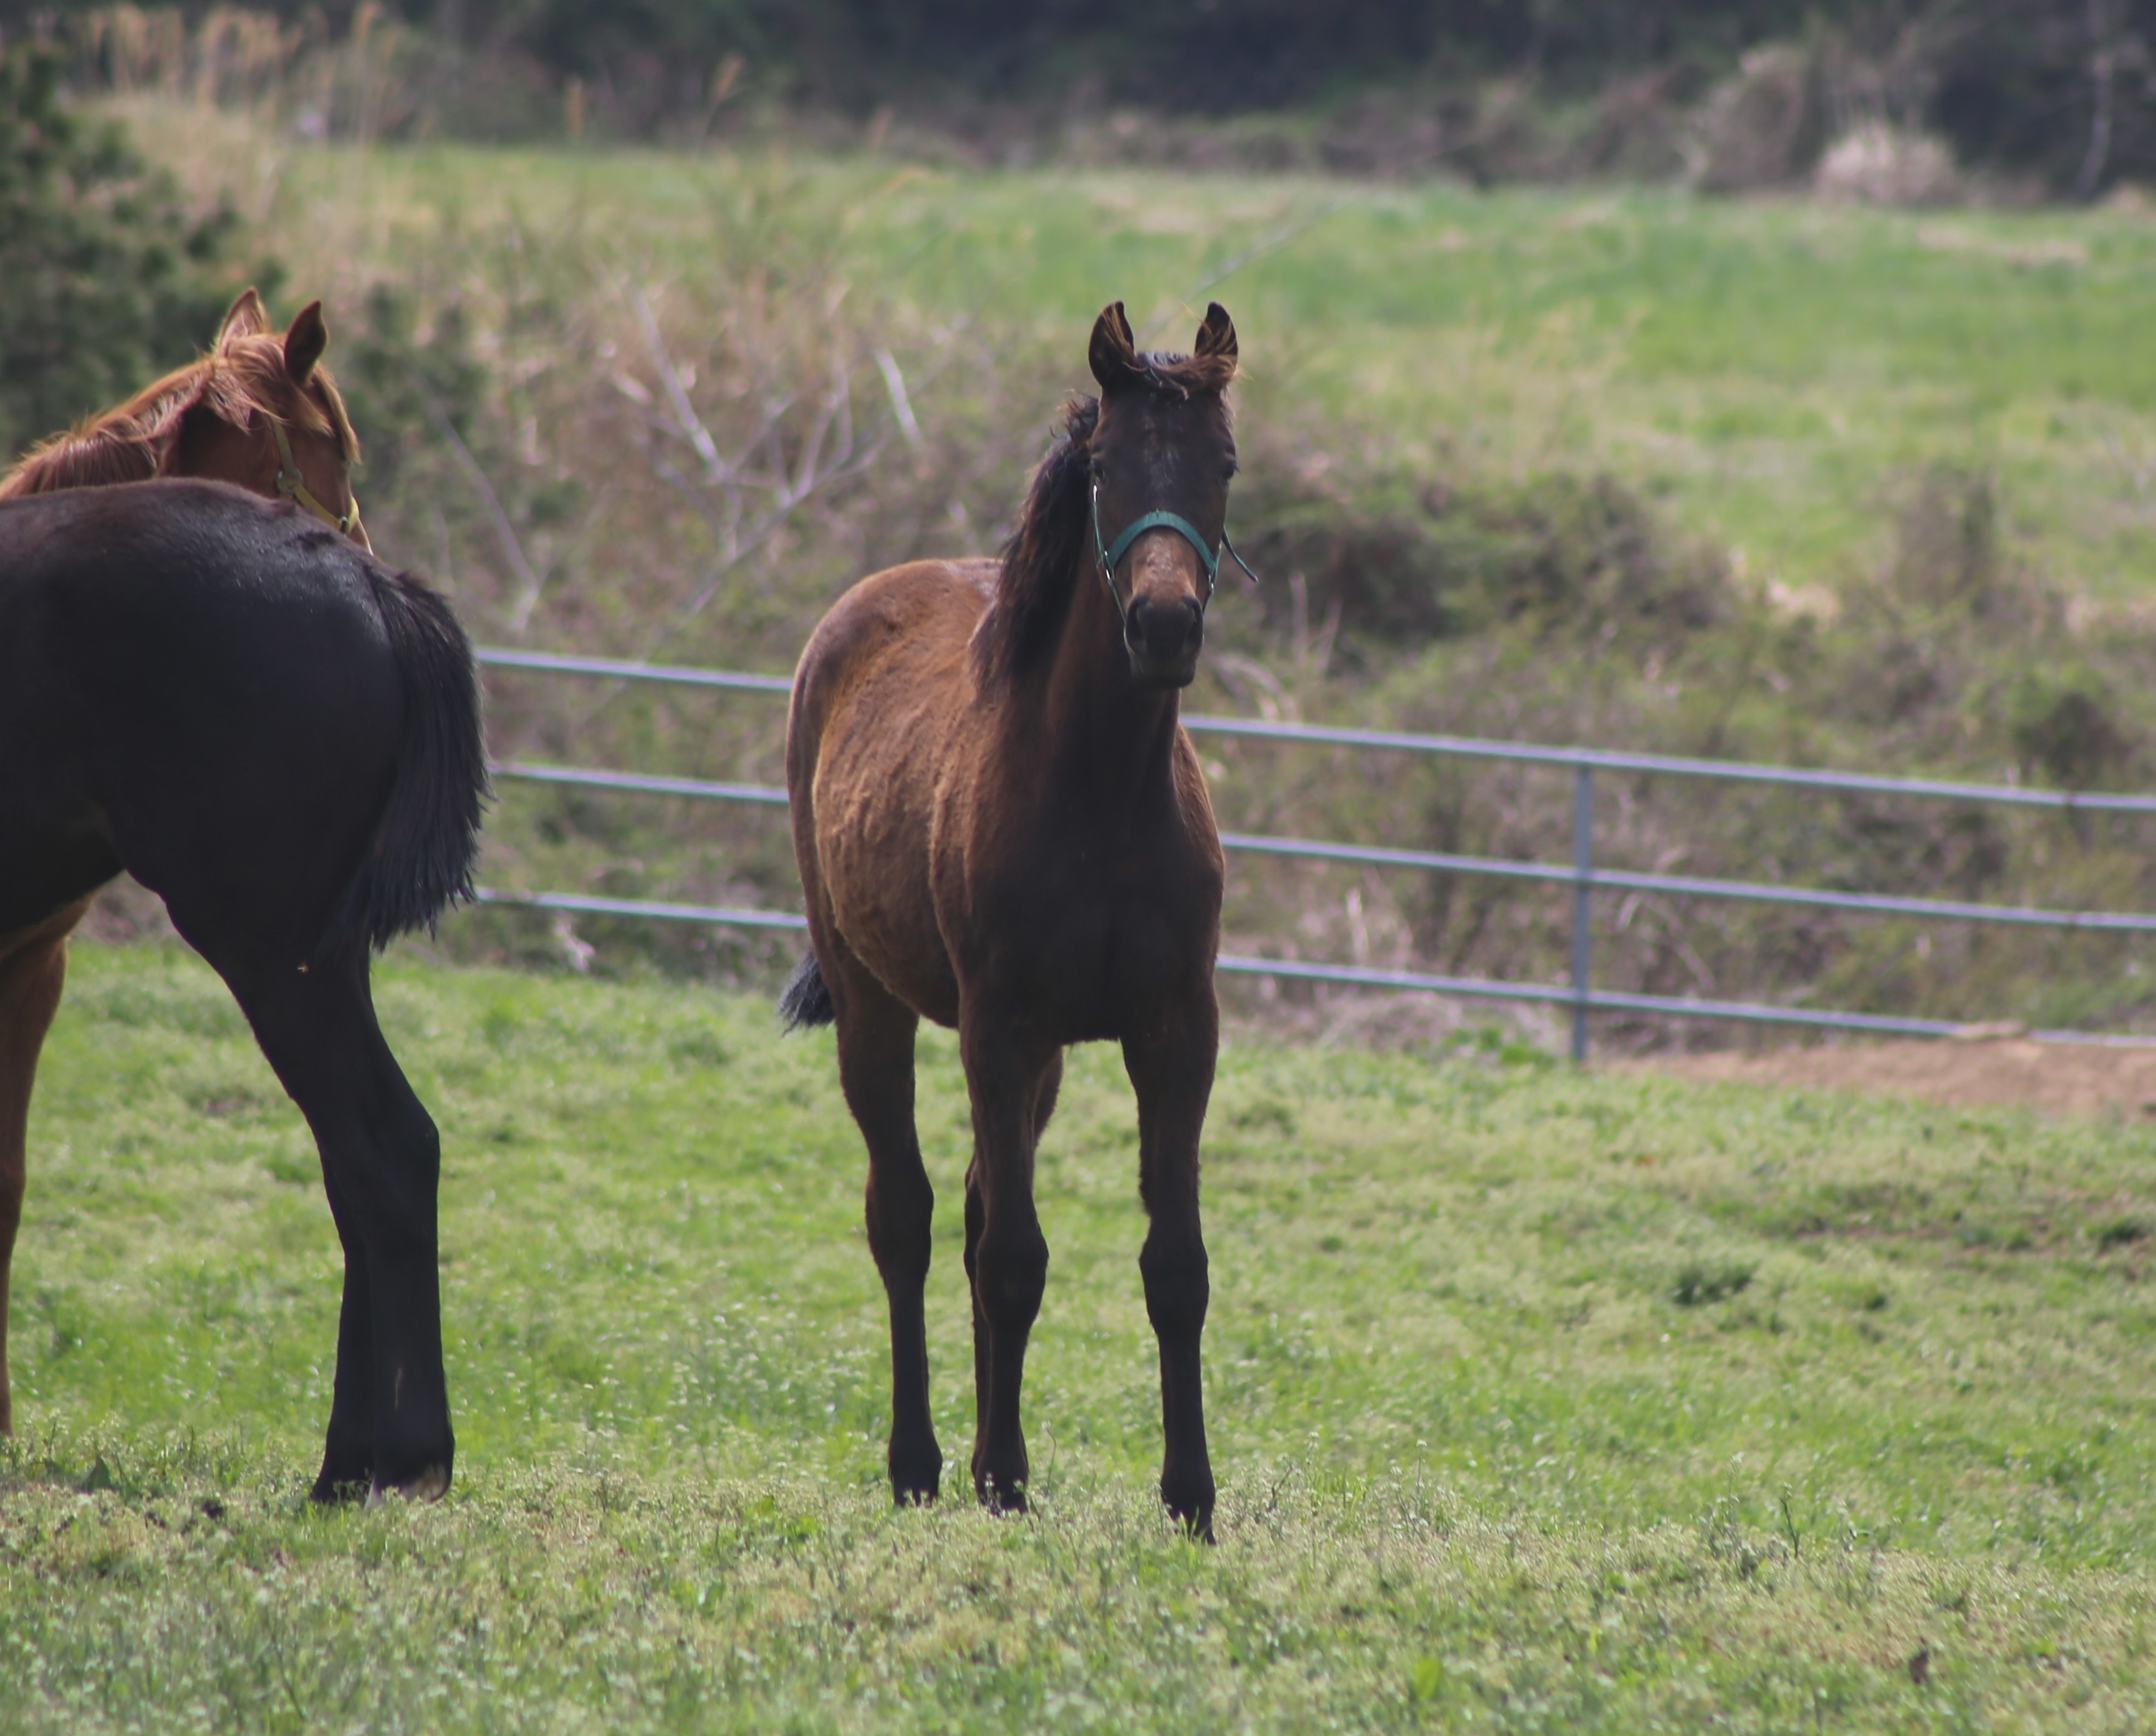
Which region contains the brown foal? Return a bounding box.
[0,286,366,546]
[783,302,1244,1536]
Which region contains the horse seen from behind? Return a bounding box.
[0,293,482,1504]
[783,301,1245,1537]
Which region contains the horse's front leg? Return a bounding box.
[960,1017,1057,1512]
[1124,998,1219,1540]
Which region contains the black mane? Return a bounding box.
[971,393,1099,688]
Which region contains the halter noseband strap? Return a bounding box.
[1090,482,1258,626]
[269,417,368,548]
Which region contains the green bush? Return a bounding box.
[0,42,257,461]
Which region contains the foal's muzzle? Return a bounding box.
[1125,592,1204,687]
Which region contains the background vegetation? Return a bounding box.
[8,36,2156,1041]
[9,944,2156,1730]
[0,42,255,458]
[10,0,2155,195]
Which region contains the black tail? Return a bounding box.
[325,566,490,955]
[778,951,835,1030]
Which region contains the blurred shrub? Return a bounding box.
[0,40,257,460]
[1241,454,1728,651]
[2008,668,2137,790]
[1686,43,1827,191]
[26,1,2156,192]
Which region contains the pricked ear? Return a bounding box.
[216,287,271,347]
[283,301,329,385]
[1193,302,1238,374]
[1089,301,1139,390]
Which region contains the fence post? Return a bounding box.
[1571,764,1593,1063]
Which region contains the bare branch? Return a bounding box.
[875,349,923,450]
[410,364,546,632]
[630,286,733,488]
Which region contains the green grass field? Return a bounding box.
[206,117,2156,611]
[8,940,2156,1730]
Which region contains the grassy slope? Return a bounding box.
[250,132,2156,607]
[7,942,2156,1730]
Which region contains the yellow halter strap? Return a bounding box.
[269,416,369,551]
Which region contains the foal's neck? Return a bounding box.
[1031,551,1183,797]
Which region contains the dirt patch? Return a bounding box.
[1625,1036,2156,1121]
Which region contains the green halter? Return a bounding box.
[1091,482,1258,626]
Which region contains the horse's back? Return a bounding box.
[0,482,405,949]
[789,559,995,1024]
[792,558,993,705]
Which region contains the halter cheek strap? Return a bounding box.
[1091,482,1258,627]
[270,417,369,549]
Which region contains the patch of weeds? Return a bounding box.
[2094,1216,2150,1253]
[1445,1028,1557,1072]
[1229,1095,1299,1136]
[262,1149,315,1185]
[1670,1260,1754,1306]
[1958,1218,2036,1253]
[666,1025,732,1068]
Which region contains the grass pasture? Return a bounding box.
[7,942,2156,1730]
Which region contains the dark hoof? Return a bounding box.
[309,1445,373,1505]
[974,1470,1029,1514]
[1162,1475,1215,1543]
[366,1462,451,1506]
[890,1439,943,1507]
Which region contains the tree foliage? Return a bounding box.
[0,41,253,461]
[8,1,2154,191]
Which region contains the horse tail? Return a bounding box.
[778,951,835,1030]
[322,565,490,956]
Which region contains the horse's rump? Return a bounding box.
[0,482,484,957]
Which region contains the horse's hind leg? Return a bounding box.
[1124,1005,1219,1540]
[0,899,92,1437]
[218,943,451,1502]
[829,956,940,1503]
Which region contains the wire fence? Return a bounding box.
[471,648,2156,1057]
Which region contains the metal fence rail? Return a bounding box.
[474,647,2156,1055]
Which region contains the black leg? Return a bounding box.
[960,1018,1055,1513]
[308,1159,377,1502]
[0,900,89,1439]
[830,956,941,1505]
[222,944,453,1502]
[1124,1001,1219,1540]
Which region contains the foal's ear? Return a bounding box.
[283,301,329,385]
[216,287,271,348]
[1193,302,1238,376]
[1089,301,1140,391]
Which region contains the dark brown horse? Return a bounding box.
[783,302,1244,1536]
[0,287,368,550]
[0,363,479,1498]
